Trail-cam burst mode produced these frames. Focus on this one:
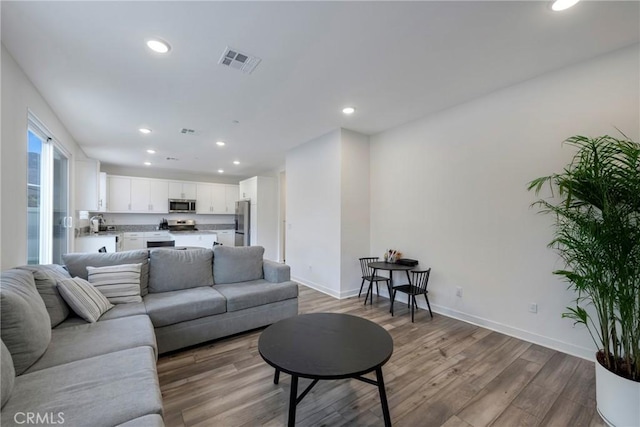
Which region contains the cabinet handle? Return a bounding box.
[128,203,131,211]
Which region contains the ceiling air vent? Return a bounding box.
[218,46,261,74]
[180,128,197,135]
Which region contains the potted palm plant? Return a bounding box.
[528,134,639,427]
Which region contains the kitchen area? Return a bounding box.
[74,160,278,259]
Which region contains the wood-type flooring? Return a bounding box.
[157,285,605,427]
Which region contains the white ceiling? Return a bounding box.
[2,1,639,179]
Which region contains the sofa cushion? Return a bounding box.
[57,277,114,323]
[15,264,71,327]
[144,286,226,327]
[1,339,15,409]
[148,248,213,293]
[87,263,143,304]
[2,347,163,427]
[213,245,264,284]
[0,269,51,375]
[117,414,165,427]
[214,279,299,312]
[54,302,147,329]
[63,250,150,296]
[26,315,157,373]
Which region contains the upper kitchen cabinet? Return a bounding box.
[225,185,239,213]
[107,176,131,212]
[76,159,106,212]
[107,176,168,213]
[168,181,197,200]
[196,183,233,214]
[239,177,257,202]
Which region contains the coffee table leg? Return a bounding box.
[274,368,280,384]
[288,374,298,427]
[376,367,392,427]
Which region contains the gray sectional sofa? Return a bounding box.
[0,245,299,426]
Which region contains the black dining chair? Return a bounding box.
[391,269,432,322]
[359,257,390,306]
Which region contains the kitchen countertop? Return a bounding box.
[168,230,218,234]
[78,232,122,237]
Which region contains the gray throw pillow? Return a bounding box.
[57,277,114,323]
[0,269,52,375]
[87,263,142,304]
[1,339,15,408]
[16,264,72,327]
[213,246,264,284]
[148,249,213,293]
[63,250,150,296]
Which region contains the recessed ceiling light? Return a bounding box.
[216,141,226,146]
[551,0,580,11]
[146,149,156,154]
[233,161,240,165]
[218,169,224,174]
[144,162,152,166]
[342,107,356,115]
[139,128,152,134]
[146,39,171,54]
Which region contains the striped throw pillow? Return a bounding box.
[57,277,113,323]
[86,263,143,304]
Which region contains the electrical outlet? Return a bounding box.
[456,287,463,297]
[529,303,538,313]
[308,265,312,272]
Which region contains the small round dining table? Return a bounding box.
[367,261,413,310]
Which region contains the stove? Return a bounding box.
[167,219,198,232]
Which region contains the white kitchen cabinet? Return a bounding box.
[148,180,169,213]
[108,176,168,213]
[168,182,197,200]
[98,172,107,212]
[122,232,144,251]
[171,233,217,249]
[216,230,235,246]
[196,183,228,214]
[239,177,257,201]
[107,176,132,212]
[225,185,239,213]
[75,159,101,211]
[75,235,117,253]
[196,184,213,214]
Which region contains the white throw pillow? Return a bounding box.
[57,277,113,323]
[86,263,143,304]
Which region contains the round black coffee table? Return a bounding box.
[258,313,393,426]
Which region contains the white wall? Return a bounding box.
[369,45,640,359]
[286,128,370,297]
[286,130,342,296]
[340,129,370,295]
[1,45,85,269]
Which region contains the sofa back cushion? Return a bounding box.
[15,264,71,327]
[148,249,213,293]
[63,250,150,296]
[213,246,264,285]
[0,269,52,375]
[1,339,15,408]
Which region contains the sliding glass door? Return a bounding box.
[27,114,72,264]
[52,147,70,264]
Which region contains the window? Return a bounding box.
[27,112,71,264]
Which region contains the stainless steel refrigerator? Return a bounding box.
[235,200,250,246]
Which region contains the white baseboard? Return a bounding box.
[295,281,595,361]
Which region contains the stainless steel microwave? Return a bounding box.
[168,199,196,213]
